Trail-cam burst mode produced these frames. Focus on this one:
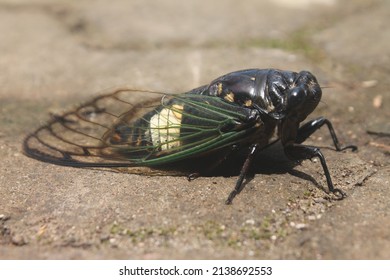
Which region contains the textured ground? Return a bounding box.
[0,0,389,259]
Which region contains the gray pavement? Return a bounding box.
[0,0,389,259]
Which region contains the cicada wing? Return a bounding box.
[23,88,164,168]
[23,88,258,170]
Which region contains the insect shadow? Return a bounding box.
[195,140,325,195]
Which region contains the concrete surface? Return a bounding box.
[0,0,389,259]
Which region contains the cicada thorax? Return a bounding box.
[192,69,287,140]
[197,69,287,115]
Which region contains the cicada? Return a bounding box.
[23,69,357,204]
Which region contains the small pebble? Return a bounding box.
[0,214,10,221]
[245,219,255,225]
[11,234,27,246]
[295,223,307,230]
[362,80,378,88]
[372,95,383,108]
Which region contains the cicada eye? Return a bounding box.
[287,87,306,110]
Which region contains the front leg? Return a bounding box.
[284,144,346,199]
[296,117,357,151]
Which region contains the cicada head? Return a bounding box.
[284,70,322,122]
[250,69,322,121]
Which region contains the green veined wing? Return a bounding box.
[23,88,260,169]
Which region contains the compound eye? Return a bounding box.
[287,87,306,110]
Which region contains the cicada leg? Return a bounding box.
[296,117,357,151]
[225,144,259,205]
[284,144,346,199]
